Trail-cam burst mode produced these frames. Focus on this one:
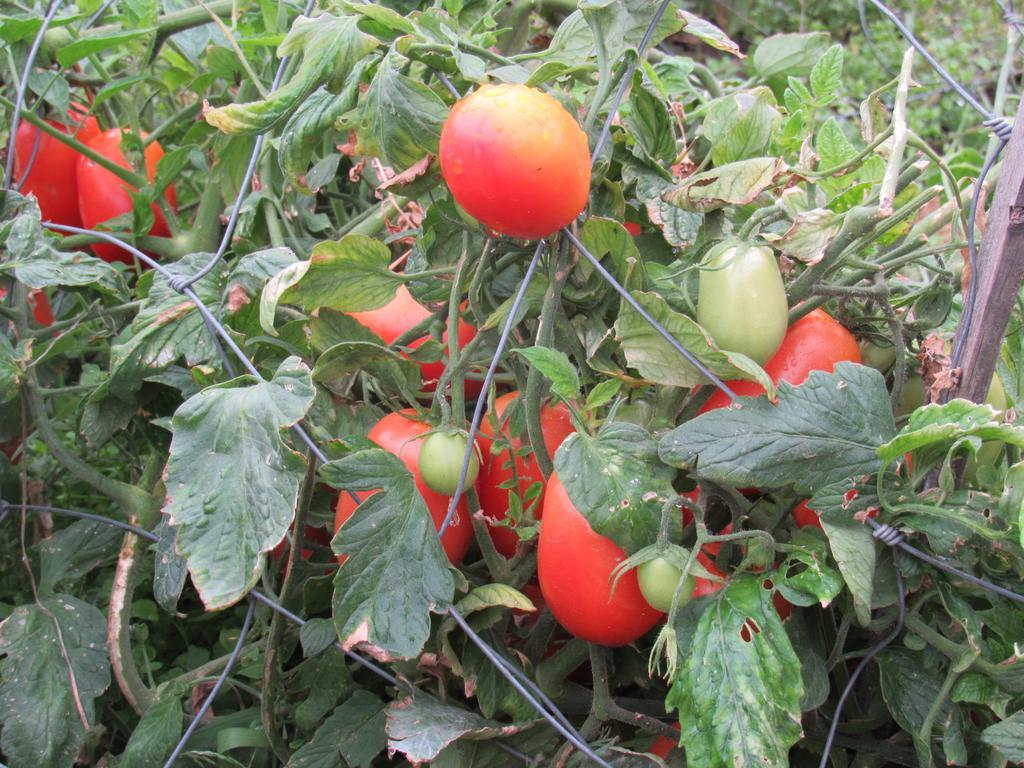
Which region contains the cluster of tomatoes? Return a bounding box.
[13,105,175,264]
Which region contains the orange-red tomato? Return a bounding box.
[348,284,480,396]
[700,309,861,413]
[477,391,575,557]
[76,128,177,264]
[13,108,100,227]
[334,410,474,566]
[537,473,663,646]
[439,84,591,239]
[624,221,642,237]
[649,723,680,760]
[792,498,878,529]
[0,285,53,327]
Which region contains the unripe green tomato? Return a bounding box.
[897,373,926,417]
[637,557,695,613]
[859,339,897,373]
[697,241,788,365]
[965,376,1010,483]
[418,431,479,496]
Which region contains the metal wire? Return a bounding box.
[861,0,1015,373]
[817,567,906,768]
[172,0,319,293]
[161,597,257,768]
[2,0,64,193]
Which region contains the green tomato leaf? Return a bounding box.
[354,49,449,169]
[56,28,153,67]
[205,14,379,135]
[322,449,455,660]
[659,363,895,494]
[279,67,364,194]
[663,156,789,212]
[679,10,743,57]
[622,161,703,247]
[554,421,676,553]
[752,31,831,79]
[0,334,18,405]
[280,235,404,312]
[666,576,803,768]
[386,693,532,764]
[109,252,226,398]
[580,0,683,79]
[878,400,1024,462]
[879,648,967,762]
[982,710,1024,762]
[119,688,183,768]
[809,44,844,104]
[776,531,844,607]
[290,690,387,768]
[2,214,127,297]
[517,346,580,404]
[809,478,880,626]
[0,596,110,768]
[614,290,775,391]
[153,516,188,616]
[625,74,675,166]
[37,519,121,595]
[163,357,316,609]
[1001,462,1024,551]
[313,341,421,396]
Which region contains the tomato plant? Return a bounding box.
[537,473,663,646]
[637,557,695,613]
[477,391,574,557]
[697,241,788,365]
[13,108,99,227]
[418,429,479,495]
[75,128,176,264]
[334,410,473,566]
[439,83,591,239]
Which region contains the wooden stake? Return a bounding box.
[949,96,1024,403]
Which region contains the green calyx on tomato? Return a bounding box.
[419,430,479,496]
[697,240,788,366]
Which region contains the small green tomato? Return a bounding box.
[418,430,479,496]
[637,557,696,613]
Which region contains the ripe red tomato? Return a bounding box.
[537,473,663,646]
[439,83,591,239]
[13,107,100,227]
[477,391,575,557]
[76,128,177,264]
[700,309,861,413]
[348,284,480,396]
[792,500,821,529]
[624,221,642,237]
[0,285,52,327]
[334,410,474,566]
[270,524,332,572]
[649,723,680,760]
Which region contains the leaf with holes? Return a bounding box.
[163,357,315,609]
[322,449,454,660]
[666,576,802,768]
[659,363,895,494]
[0,596,110,768]
[553,422,676,554]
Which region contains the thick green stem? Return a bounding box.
[186,179,225,254]
[536,638,588,698]
[0,95,145,188]
[525,240,570,479]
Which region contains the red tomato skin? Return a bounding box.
[477,391,575,557]
[649,723,680,760]
[700,309,862,413]
[14,110,100,227]
[537,473,663,646]
[333,410,473,566]
[348,285,480,396]
[0,286,53,327]
[75,129,177,264]
[792,500,821,529]
[439,84,591,239]
[624,221,642,237]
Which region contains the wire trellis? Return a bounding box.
[1,0,1022,766]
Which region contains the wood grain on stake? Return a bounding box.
[951,95,1024,404]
